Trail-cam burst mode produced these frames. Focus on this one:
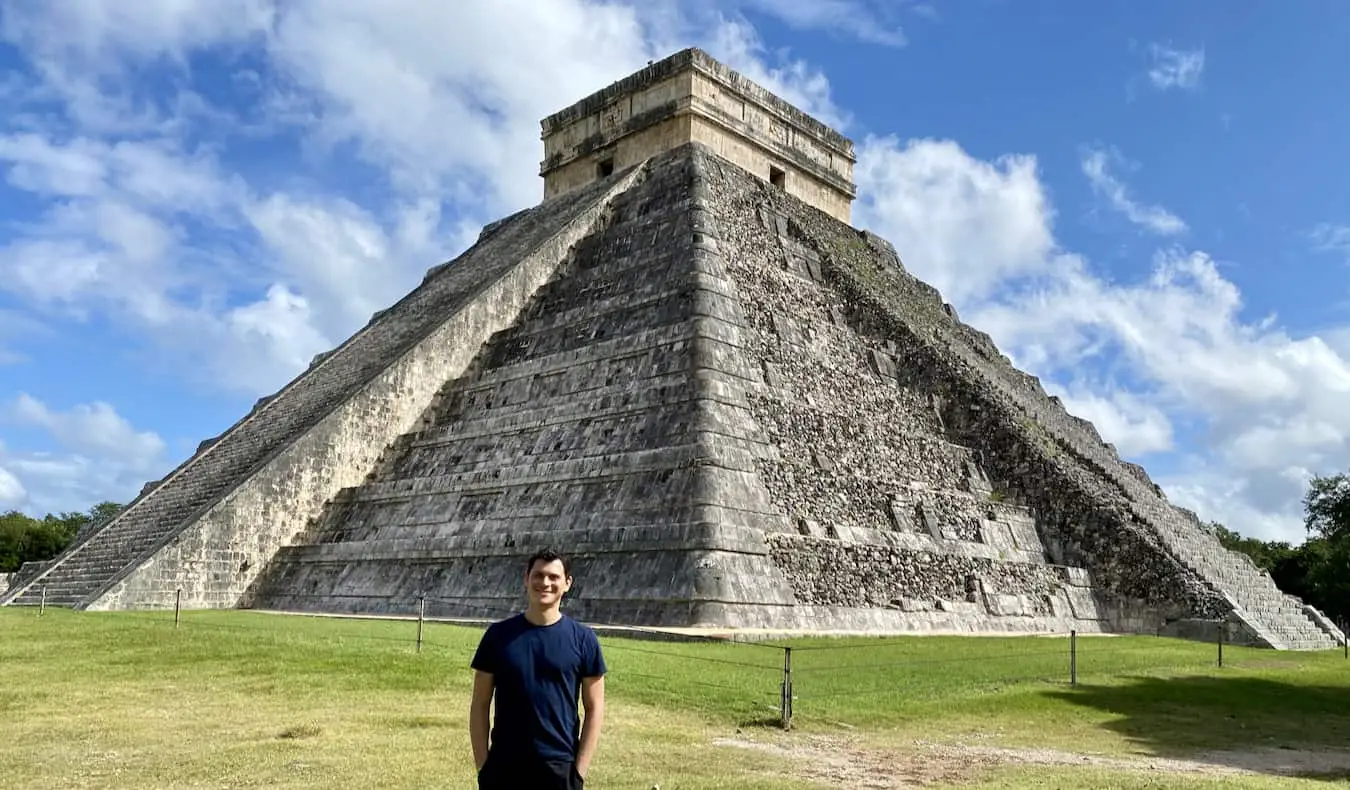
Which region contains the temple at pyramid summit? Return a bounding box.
[3,49,1341,649]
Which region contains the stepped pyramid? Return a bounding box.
[3,50,1340,650]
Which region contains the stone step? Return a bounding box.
[414,374,703,445]
[338,444,708,505]
[480,292,699,372]
[494,267,703,345]
[439,323,701,397]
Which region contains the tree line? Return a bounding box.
[0,502,122,573]
[2,473,1346,621]
[1209,471,1350,623]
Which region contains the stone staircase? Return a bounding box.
[997,374,1340,650]
[1055,422,1338,649]
[2,506,190,607]
[1146,505,1340,649]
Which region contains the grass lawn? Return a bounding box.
[2,607,1349,789]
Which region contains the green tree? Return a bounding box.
[1301,472,1350,622]
[1210,521,1296,571]
[1305,473,1350,542]
[0,501,124,573]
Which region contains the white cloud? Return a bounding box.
[854,136,1055,302]
[1081,147,1187,236]
[1310,223,1350,262]
[0,395,167,514]
[262,0,658,213]
[0,464,26,507]
[0,0,856,401]
[0,1,274,137]
[736,0,909,47]
[9,393,166,464]
[1055,387,1175,457]
[1147,43,1205,91]
[0,133,107,195]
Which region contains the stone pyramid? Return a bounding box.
[3,50,1340,650]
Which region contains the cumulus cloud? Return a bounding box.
[735,0,909,47]
[1081,147,1187,236]
[0,0,855,398]
[9,393,165,462]
[1146,43,1205,91]
[853,136,1055,302]
[0,463,26,507]
[0,395,167,515]
[1053,387,1175,457]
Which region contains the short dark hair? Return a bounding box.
[526,549,570,577]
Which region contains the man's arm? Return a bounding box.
[575,675,605,778]
[469,670,494,771]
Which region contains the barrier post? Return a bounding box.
[1070,630,1078,686]
[417,597,426,654]
[780,647,793,730]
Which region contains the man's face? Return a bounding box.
[525,559,572,607]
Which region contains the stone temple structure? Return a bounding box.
[2,50,1341,650]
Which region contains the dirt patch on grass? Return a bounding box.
[714,733,975,788]
[276,724,322,740]
[714,732,1350,787]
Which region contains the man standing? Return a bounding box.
[469,549,607,789]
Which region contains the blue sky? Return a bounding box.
[0,0,1347,544]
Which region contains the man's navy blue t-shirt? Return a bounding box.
[471,613,607,763]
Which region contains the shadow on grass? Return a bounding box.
[1045,674,1350,781]
[738,715,786,729]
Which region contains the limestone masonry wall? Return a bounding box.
[767,535,1063,613]
[688,115,853,227]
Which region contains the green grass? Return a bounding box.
[3,608,1349,789]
